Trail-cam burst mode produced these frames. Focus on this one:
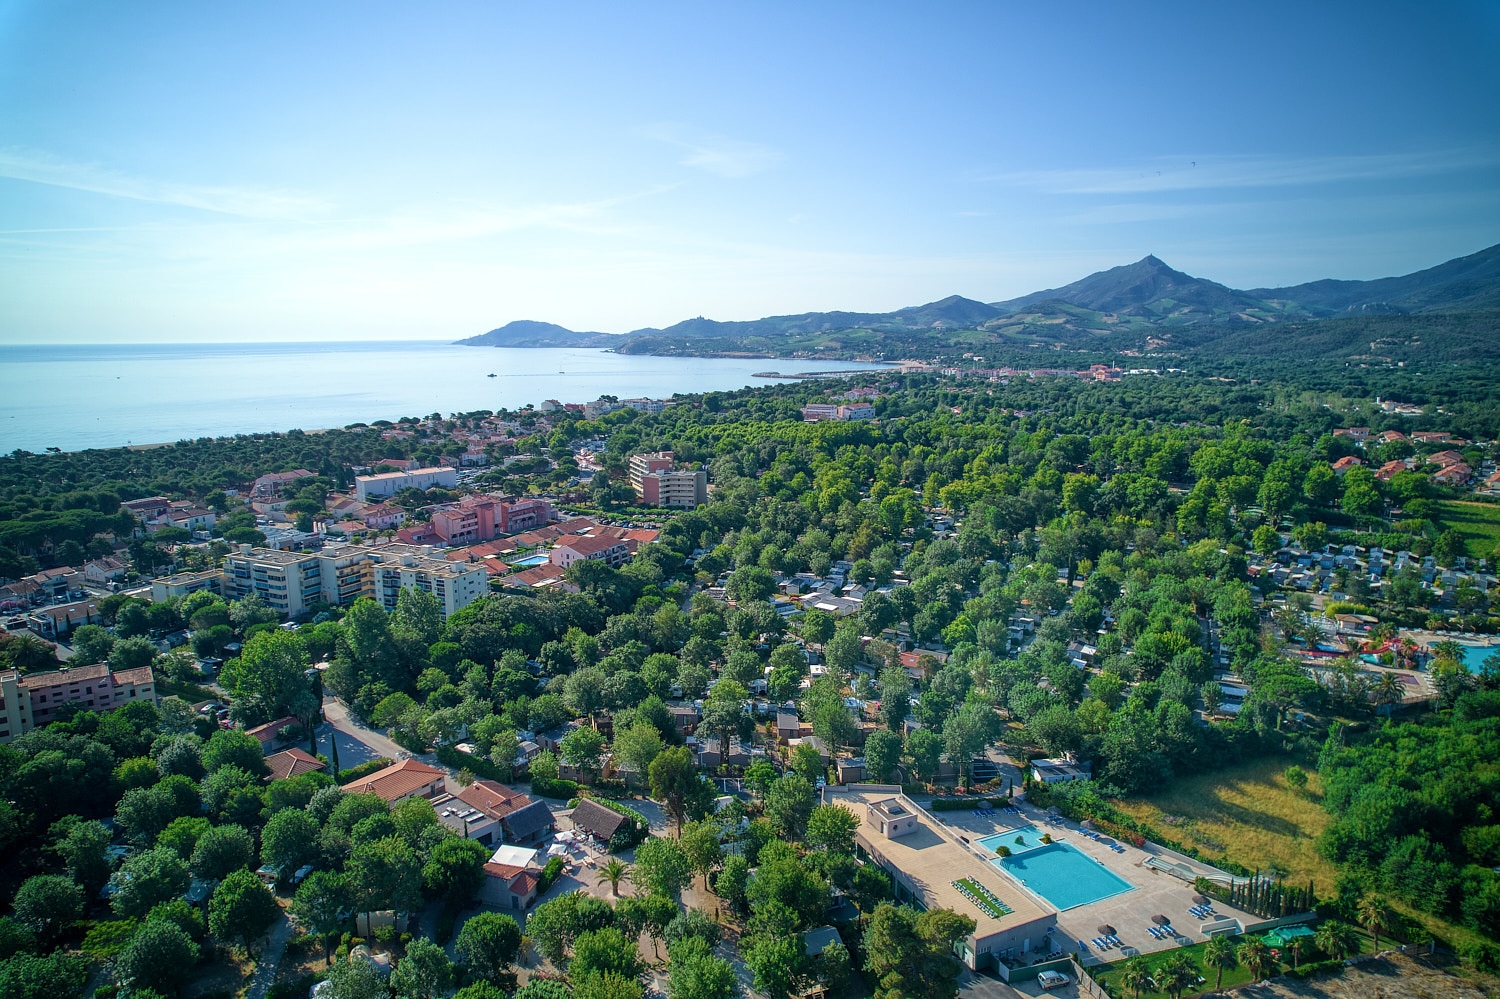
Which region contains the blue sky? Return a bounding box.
[1,1,1497,342]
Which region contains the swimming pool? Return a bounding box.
[509,553,552,567]
[976,826,1049,856]
[994,843,1134,910]
[1461,644,1499,675]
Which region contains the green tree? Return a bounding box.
[1314,919,1359,961]
[191,823,255,880]
[350,835,424,913]
[390,937,452,999]
[422,837,488,904]
[650,745,713,834]
[679,819,723,891]
[1203,933,1238,991]
[0,951,88,999]
[12,875,83,940]
[560,726,608,781]
[1356,894,1391,950]
[293,871,352,959]
[597,857,632,897]
[323,956,394,999]
[1118,957,1152,999]
[1153,953,1198,999]
[571,927,642,982]
[864,729,902,783]
[905,728,943,784]
[114,918,199,996]
[614,721,664,784]
[805,804,858,855]
[455,912,522,979]
[862,904,975,999]
[261,807,320,876]
[1236,938,1277,982]
[668,936,739,999]
[50,817,113,894]
[209,868,280,949]
[218,628,310,721]
[764,774,814,839]
[715,853,750,911]
[633,836,692,900]
[111,846,190,919]
[202,728,270,777]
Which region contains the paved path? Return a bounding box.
[321,695,449,775]
[244,911,294,999]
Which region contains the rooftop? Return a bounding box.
[826,786,1052,936]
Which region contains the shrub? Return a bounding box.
[336,758,393,785]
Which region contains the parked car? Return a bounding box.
[1037,970,1071,990]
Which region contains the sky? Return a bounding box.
[1,1,1498,343]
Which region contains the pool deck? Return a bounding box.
[937,799,1263,963]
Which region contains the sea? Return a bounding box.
[0,341,890,454]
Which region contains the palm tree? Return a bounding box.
[1203,934,1238,991]
[1237,939,1277,982]
[1357,894,1391,951]
[597,858,631,897]
[1314,919,1359,961]
[1154,953,1198,999]
[1373,673,1403,723]
[1287,937,1305,970]
[1118,957,1153,999]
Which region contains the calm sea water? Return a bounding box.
[0,341,886,453]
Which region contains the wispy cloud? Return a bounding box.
[646,125,781,178]
[979,150,1500,195]
[0,147,330,220]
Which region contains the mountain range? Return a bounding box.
[457,243,1500,359]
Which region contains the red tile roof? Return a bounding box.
[344,758,446,802]
[265,747,325,781]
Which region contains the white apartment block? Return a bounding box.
[354,466,458,501]
[221,542,486,620]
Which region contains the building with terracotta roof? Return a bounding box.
[265,747,326,781]
[480,844,542,911]
[549,534,631,570]
[431,780,554,846]
[0,663,156,742]
[247,715,302,752]
[1330,456,1364,475]
[342,758,447,803]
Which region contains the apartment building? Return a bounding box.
[429,496,554,545]
[0,663,157,743]
[628,451,707,508]
[151,569,224,602]
[221,543,488,620]
[549,534,631,569]
[354,466,458,502]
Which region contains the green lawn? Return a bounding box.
[1091,930,1376,999]
[1438,500,1500,559]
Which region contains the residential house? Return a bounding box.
[27,598,101,639]
[265,747,326,781]
[247,715,302,752]
[84,557,128,586]
[343,758,447,804]
[480,844,543,911]
[431,780,554,846]
[549,534,631,570]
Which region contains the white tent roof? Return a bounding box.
[489,844,540,869]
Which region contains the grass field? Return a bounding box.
[1092,931,1378,999]
[1110,757,1340,888]
[1438,500,1500,559]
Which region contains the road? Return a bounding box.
[243,911,294,999]
[320,694,442,771]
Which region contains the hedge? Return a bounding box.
[929,796,1010,811]
[532,775,579,800]
[336,758,393,785]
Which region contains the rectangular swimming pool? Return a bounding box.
[994,843,1134,910]
[508,553,552,567]
[976,826,1049,856]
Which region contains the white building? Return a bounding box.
[354,466,458,501]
